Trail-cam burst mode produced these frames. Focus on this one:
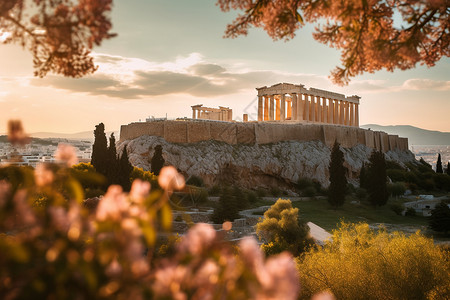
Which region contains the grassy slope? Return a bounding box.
[288,197,429,232]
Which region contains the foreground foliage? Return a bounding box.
[257,199,313,256]
[217,0,449,85]
[0,155,300,299]
[297,223,450,300]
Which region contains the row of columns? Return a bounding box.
[257,94,359,127]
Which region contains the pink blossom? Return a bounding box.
[178,223,216,255]
[129,179,151,203]
[158,166,185,191]
[55,143,78,166]
[153,262,188,300]
[96,185,128,221]
[105,258,122,277]
[0,180,11,207]
[311,292,336,300]
[34,163,54,187]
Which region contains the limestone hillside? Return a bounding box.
[118,135,416,189]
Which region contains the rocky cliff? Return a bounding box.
[118,135,416,189]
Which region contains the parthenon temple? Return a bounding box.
[191,104,232,121]
[257,83,360,127]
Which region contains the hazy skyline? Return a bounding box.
[1,0,449,134]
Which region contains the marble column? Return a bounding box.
[292,94,298,121]
[339,100,345,124]
[350,102,354,126]
[304,95,310,121]
[258,96,263,121]
[310,95,316,122]
[329,99,334,124]
[345,102,350,125]
[276,97,281,120]
[264,96,269,121]
[269,95,274,121]
[280,94,286,121]
[297,94,303,121]
[355,103,359,127]
[192,109,196,119]
[323,98,328,123]
[287,99,292,120]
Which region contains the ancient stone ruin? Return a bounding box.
[256,83,360,126]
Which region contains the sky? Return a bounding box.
[0,0,449,134]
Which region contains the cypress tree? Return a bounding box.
[436,154,443,173]
[447,162,450,176]
[328,141,348,209]
[91,123,108,176]
[359,163,367,189]
[211,186,240,223]
[367,150,388,207]
[151,145,165,175]
[118,145,133,191]
[106,133,119,185]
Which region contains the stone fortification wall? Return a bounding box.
[120,120,408,152]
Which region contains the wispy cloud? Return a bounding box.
[27,53,449,100]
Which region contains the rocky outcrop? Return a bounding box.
[118,135,416,189]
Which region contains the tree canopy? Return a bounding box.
[0,0,115,77]
[217,0,449,85]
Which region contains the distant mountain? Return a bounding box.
[29,131,119,141]
[361,124,450,146]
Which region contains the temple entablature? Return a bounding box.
[191,104,232,122]
[256,83,360,127]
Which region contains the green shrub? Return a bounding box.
[355,188,367,201]
[405,207,416,216]
[256,188,266,198]
[387,169,407,182]
[186,175,204,187]
[246,190,258,203]
[297,178,314,190]
[390,203,404,215]
[208,184,221,196]
[297,223,450,300]
[270,187,282,197]
[388,182,406,198]
[303,186,316,197]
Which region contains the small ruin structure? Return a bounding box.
[191,104,232,122]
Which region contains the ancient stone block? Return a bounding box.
[164,121,188,143]
[380,132,389,152]
[388,135,399,150]
[210,122,237,144]
[187,122,211,143]
[236,123,256,144]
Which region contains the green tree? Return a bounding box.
[436,153,443,173]
[118,145,133,191]
[447,162,450,175]
[106,133,119,185]
[359,163,368,189]
[328,141,347,209]
[297,223,450,300]
[367,150,388,207]
[257,199,313,256]
[429,202,450,235]
[211,186,240,223]
[151,145,165,176]
[91,123,108,177]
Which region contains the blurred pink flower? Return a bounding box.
[178,223,216,255]
[49,206,70,232]
[34,163,54,187]
[0,180,11,207]
[311,291,336,300]
[55,143,78,167]
[153,262,188,300]
[96,185,128,221]
[7,119,30,146]
[129,179,151,203]
[158,166,185,191]
[239,237,300,300]
[106,258,122,277]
